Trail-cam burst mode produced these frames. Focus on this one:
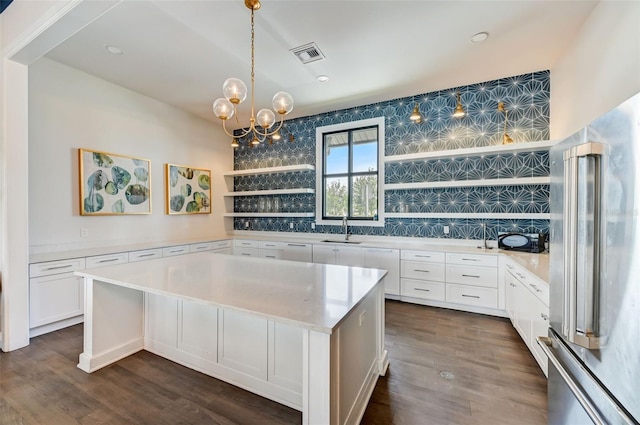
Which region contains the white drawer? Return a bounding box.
[510,267,550,306]
[190,242,214,253]
[85,253,128,269]
[162,245,190,257]
[401,279,445,301]
[401,250,445,263]
[235,247,259,257]
[446,253,497,267]
[446,264,497,288]
[401,260,445,281]
[446,284,498,309]
[128,248,162,262]
[30,258,86,278]
[212,240,233,250]
[234,239,259,248]
[259,241,285,250]
[260,250,284,260]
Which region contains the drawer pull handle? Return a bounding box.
[461,294,480,299]
[241,253,252,256]
[97,258,119,263]
[541,313,549,320]
[194,246,206,250]
[288,244,306,247]
[415,269,431,273]
[461,258,480,261]
[415,255,432,258]
[462,274,480,278]
[265,244,276,247]
[138,253,155,258]
[530,284,542,293]
[414,288,430,292]
[266,255,276,258]
[43,264,73,271]
[169,249,183,253]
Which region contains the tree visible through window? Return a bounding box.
[322,125,378,220]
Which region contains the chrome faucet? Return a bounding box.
[477,223,493,250]
[342,215,350,241]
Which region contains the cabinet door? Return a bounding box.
[335,246,363,267]
[505,271,518,322]
[218,309,268,380]
[513,278,532,343]
[530,296,549,376]
[312,245,337,264]
[30,273,83,328]
[364,248,400,295]
[179,300,218,361]
[259,249,284,260]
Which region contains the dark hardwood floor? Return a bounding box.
[0,301,547,424]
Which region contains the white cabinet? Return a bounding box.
[312,244,363,267]
[445,253,498,309]
[364,248,400,296]
[233,239,260,257]
[218,309,268,380]
[190,240,233,255]
[162,245,191,257]
[506,260,549,376]
[29,257,86,336]
[281,243,313,262]
[128,248,163,262]
[400,250,446,302]
[86,253,128,269]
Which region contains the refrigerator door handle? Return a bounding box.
[563,142,606,349]
[538,336,608,425]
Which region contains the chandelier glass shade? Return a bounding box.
[212,0,293,146]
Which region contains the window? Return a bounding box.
[315,117,385,226]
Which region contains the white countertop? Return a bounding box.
[76,252,387,334]
[503,250,550,283]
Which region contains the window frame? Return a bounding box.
[315,117,385,227]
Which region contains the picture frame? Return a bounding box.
[78,148,151,215]
[165,164,211,215]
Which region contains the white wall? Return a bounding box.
[551,1,640,139]
[29,58,231,253]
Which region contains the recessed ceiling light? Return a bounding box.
[105,45,124,55]
[316,75,329,83]
[470,32,489,43]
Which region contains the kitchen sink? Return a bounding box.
[320,239,362,244]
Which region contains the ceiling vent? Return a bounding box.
[290,42,325,64]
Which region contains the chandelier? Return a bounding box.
[212,0,294,147]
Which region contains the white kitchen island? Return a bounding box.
[75,252,389,425]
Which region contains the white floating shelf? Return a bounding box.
[384,212,550,220]
[384,177,550,191]
[224,164,315,177]
[383,140,559,164]
[224,188,315,197]
[224,212,316,218]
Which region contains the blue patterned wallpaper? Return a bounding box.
[232,71,551,241]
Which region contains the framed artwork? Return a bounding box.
[78,149,151,215]
[165,164,211,214]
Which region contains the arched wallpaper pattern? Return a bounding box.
[232,70,550,241]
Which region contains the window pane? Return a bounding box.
[351,175,378,218]
[324,176,348,217]
[352,139,378,172]
[324,132,348,175]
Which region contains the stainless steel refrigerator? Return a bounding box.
[541,92,640,424]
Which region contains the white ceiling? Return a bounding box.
[44,0,598,128]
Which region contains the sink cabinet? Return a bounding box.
[312,244,363,267]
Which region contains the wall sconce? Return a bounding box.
[452,92,466,118]
[409,103,423,124]
[231,138,239,148]
[498,101,513,144]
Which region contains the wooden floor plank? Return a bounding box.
[0,300,546,424]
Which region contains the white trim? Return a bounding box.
[315,117,386,227]
[384,176,550,191]
[224,164,315,177]
[224,188,315,197]
[383,139,559,163]
[385,212,550,219]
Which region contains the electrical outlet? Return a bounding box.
[245,221,250,229]
[443,225,450,235]
[289,222,294,229]
[80,228,88,238]
[311,222,316,230]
